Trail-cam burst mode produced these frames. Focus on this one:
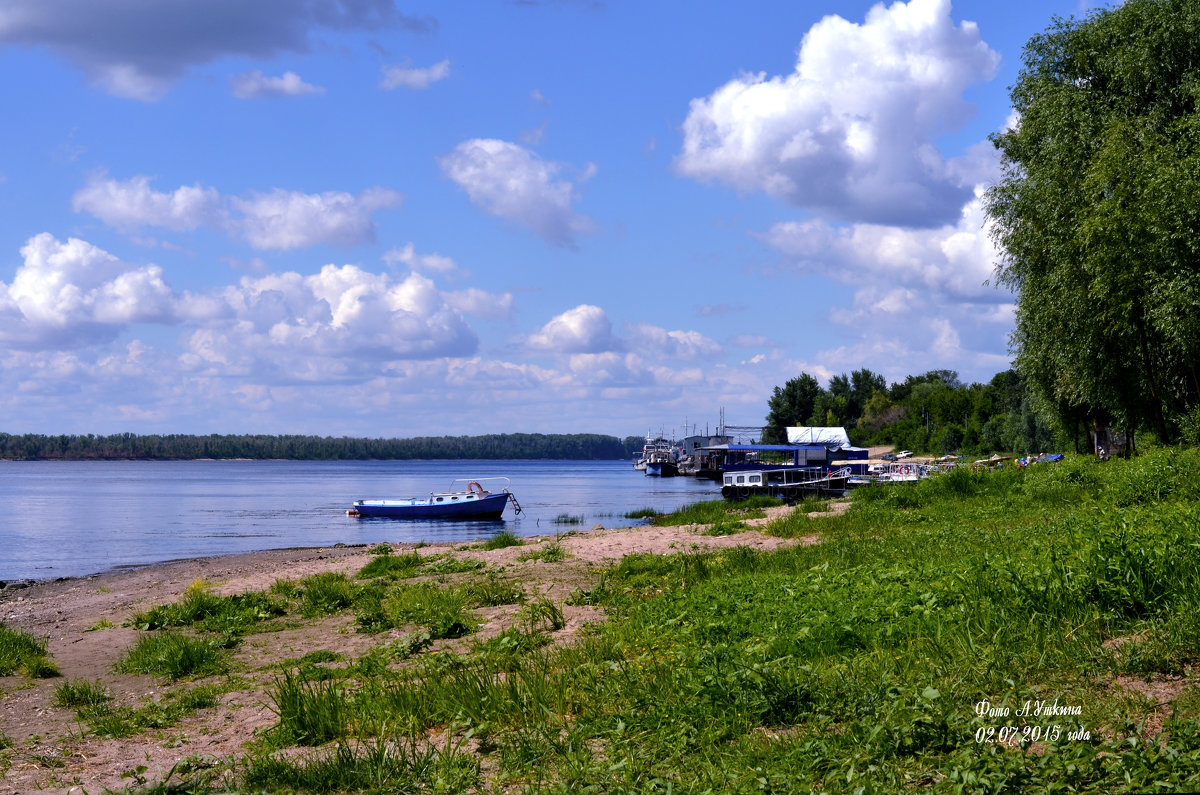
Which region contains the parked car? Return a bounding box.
[896,450,913,459]
[882,453,898,461]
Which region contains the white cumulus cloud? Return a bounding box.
[0,233,176,348]
[762,187,1002,303]
[72,173,222,232]
[527,304,617,353]
[230,187,402,250]
[72,174,402,250]
[626,323,722,360]
[380,59,450,89]
[676,0,998,227]
[439,138,597,248]
[383,243,459,274]
[232,70,324,98]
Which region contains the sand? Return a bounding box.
[0,503,831,793]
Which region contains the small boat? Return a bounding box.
[644,446,679,477]
[348,478,522,519]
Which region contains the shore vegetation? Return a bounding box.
[7,447,1191,792]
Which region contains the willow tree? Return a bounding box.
[987,0,1200,443]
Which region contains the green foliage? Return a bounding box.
[517,598,565,633]
[241,735,478,792]
[269,670,350,746]
[131,580,285,636]
[53,679,112,709]
[765,367,1066,457]
[764,372,822,442]
[72,684,222,739]
[357,551,424,579]
[299,572,358,617]
[988,0,1200,442]
[0,431,633,460]
[651,496,778,527]
[517,541,567,563]
[357,582,477,639]
[479,530,523,550]
[0,623,54,677]
[464,574,525,607]
[114,631,225,680]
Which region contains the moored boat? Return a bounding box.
[348,477,522,519]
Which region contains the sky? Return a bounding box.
[0,0,1097,439]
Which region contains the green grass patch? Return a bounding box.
[624,507,660,520]
[480,530,523,550]
[0,623,55,677]
[552,513,583,525]
[68,684,222,738]
[650,495,781,527]
[465,574,525,607]
[517,541,568,563]
[357,551,424,579]
[356,581,477,639]
[53,678,112,710]
[130,580,285,637]
[114,631,226,680]
[241,735,478,792]
[299,572,358,617]
[233,449,1200,792]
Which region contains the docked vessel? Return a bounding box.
[348,478,522,519]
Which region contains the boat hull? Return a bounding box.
[645,461,678,477]
[352,492,509,519]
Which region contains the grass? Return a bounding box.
[552,513,584,525]
[650,494,782,526]
[250,448,1200,792]
[97,450,1200,791]
[54,678,222,738]
[241,735,478,791]
[130,579,285,637]
[53,679,112,710]
[480,530,524,550]
[517,541,568,563]
[0,623,57,678]
[114,631,226,680]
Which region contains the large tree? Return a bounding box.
[764,372,822,442]
[987,0,1200,444]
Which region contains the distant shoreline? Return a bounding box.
[0,431,642,462]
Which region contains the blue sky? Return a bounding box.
[0,0,1093,438]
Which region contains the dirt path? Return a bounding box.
[0,505,835,793]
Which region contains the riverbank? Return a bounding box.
[0,503,818,792]
[4,450,1200,793]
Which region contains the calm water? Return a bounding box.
[0,459,720,581]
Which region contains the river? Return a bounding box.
[0,459,720,581]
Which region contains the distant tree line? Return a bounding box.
[765,368,1064,456]
[0,432,643,461]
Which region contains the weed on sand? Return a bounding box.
[0,623,57,678]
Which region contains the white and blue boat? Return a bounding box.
[349,478,521,519]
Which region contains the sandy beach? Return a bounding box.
[0,505,826,792]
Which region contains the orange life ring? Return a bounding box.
[899,465,911,475]
[468,481,484,494]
